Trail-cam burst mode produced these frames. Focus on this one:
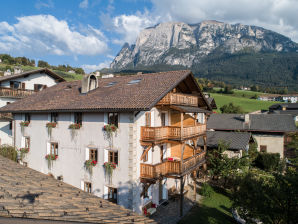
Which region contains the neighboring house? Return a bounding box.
[258,94,279,101]
[0,68,65,145]
[204,94,217,110]
[0,70,211,215]
[269,103,298,122]
[3,69,12,76]
[197,131,254,158]
[207,114,297,158]
[0,156,153,223]
[275,94,298,103]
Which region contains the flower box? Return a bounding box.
[69,123,81,129]
[20,121,30,127]
[45,154,58,161]
[46,122,57,128]
[103,124,117,133]
[85,159,98,174]
[19,148,30,154]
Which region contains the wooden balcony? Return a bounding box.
[157,92,198,107]
[141,124,206,142]
[140,151,206,179]
[0,87,35,98]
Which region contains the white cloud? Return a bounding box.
[35,0,54,9]
[101,10,158,45]
[79,0,88,9]
[0,15,108,56]
[82,61,111,73]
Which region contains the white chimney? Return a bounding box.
[244,114,250,123]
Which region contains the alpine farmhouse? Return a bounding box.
[0,69,65,145]
[0,70,211,215]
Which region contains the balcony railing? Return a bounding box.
[141,124,206,142]
[0,87,35,98]
[140,151,206,179]
[157,92,198,107]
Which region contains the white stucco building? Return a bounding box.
[0,68,65,145]
[0,70,211,215]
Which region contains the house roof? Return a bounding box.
[0,156,154,223]
[269,103,298,110]
[271,110,298,117]
[207,113,297,133]
[197,131,252,151]
[206,97,217,109]
[0,68,65,83]
[0,70,212,113]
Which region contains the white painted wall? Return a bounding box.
[0,72,57,90]
[253,133,285,158]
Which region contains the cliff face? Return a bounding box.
[110,20,298,70]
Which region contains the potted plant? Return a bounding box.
[20,121,30,134]
[19,147,29,161]
[84,159,97,174]
[45,154,58,169]
[103,124,118,148]
[103,162,116,183]
[69,123,81,139]
[46,122,57,137]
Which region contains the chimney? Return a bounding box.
[244,114,250,124]
[81,73,98,94]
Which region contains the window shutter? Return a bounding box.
[104,149,108,163]
[47,113,51,122]
[81,181,84,190]
[46,142,50,154]
[103,186,108,199]
[104,113,108,125]
[21,137,25,148]
[145,112,151,127]
[85,148,89,160]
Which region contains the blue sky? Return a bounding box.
[0,0,298,72]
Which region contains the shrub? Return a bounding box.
[201,183,214,198]
[0,145,17,161]
[255,152,280,171]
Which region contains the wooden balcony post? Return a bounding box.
[203,135,207,152]
[193,170,197,201]
[180,112,184,139]
[180,142,185,173]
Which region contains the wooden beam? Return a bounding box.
[180,142,185,173]
[193,170,197,201]
[140,145,152,161]
[180,176,185,217]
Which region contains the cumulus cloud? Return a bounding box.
[0,15,108,56]
[101,10,158,45]
[79,0,88,9]
[82,60,111,73]
[35,0,54,9]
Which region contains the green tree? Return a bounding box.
[233,170,298,224]
[37,60,50,68]
[220,103,244,114]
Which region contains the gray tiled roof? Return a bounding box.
[269,103,298,110]
[0,70,211,113]
[197,131,252,150]
[207,114,297,132]
[0,156,154,223]
[0,68,65,82]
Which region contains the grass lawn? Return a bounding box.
[210,93,278,113]
[179,187,234,224]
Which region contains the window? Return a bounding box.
[25,137,30,148]
[260,145,267,153]
[84,182,92,193]
[10,81,21,89]
[89,149,98,162]
[127,79,141,85]
[25,113,31,122]
[22,162,28,167]
[6,102,10,105]
[34,84,47,92]
[108,112,118,127]
[143,150,148,162]
[108,151,118,165]
[74,112,82,125]
[50,113,58,123]
[161,113,166,126]
[108,187,117,203]
[50,142,58,156]
[21,83,25,90]
[145,112,151,127]
[105,82,117,87]
[9,121,12,130]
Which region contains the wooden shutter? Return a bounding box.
[145,112,151,127]
[21,83,25,89]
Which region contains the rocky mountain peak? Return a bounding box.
[110,20,298,70]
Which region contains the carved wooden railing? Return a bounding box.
[141,124,206,141]
[140,151,206,179]
[0,87,35,98]
[157,92,198,107]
